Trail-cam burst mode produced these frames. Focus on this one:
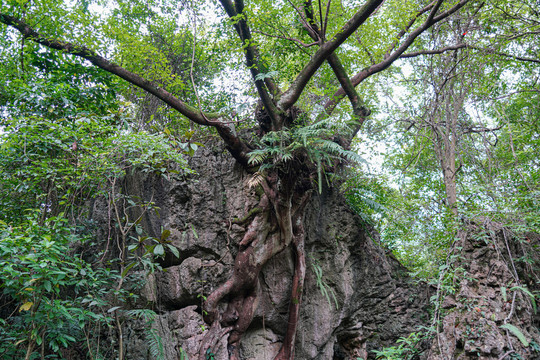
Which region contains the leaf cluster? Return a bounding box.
[248,119,365,192]
[0,214,119,358]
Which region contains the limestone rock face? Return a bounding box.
[118,143,432,359]
[427,222,540,360]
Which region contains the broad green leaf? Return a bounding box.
[154,244,165,256]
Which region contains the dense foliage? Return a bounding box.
[0,0,538,358]
[356,3,540,276]
[0,55,192,358]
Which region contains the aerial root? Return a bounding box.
[275,223,306,360]
[197,320,233,360]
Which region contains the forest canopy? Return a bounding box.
[0,0,539,359]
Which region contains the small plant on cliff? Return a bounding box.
[372,331,427,360]
[248,119,365,193]
[310,255,339,309]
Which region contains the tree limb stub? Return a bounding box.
[0,13,252,165]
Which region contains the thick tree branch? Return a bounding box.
[426,0,445,24]
[402,42,540,64]
[219,0,282,129]
[326,53,369,142]
[0,15,213,123]
[277,0,384,111]
[0,13,252,165]
[324,0,470,115]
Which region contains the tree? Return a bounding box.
[365,0,539,277]
[2,0,522,358]
[0,60,194,357]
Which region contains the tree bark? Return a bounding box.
[199,167,312,360]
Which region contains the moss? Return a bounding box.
[232,207,263,225]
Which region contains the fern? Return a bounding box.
[247,121,367,193]
[125,308,157,322]
[125,309,167,359]
[343,175,390,225]
[500,324,529,347]
[248,172,265,189]
[316,139,366,163]
[310,256,339,309]
[247,149,267,165]
[147,328,165,359]
[510,286,537,314]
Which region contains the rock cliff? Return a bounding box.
[108,142,432,360]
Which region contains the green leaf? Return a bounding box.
[154,244,165,256]
[161,229,171,241]
[254,70,277,81]
[167,244,180,258]
[191,224,198,239]
[121,262,137,278]
[500,324,529,347]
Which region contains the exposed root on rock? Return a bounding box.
[199,168,312,360]
[275,219,306,360]
[197,320,233,360]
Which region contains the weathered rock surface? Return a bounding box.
[116,142,432,359]
[427,221,540,360]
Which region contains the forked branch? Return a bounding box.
[277,0,384,111]
[324,0,471,115]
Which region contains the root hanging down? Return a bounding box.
[199,179,312,360]
[275,220,306,360]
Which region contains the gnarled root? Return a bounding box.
[203,200,272,326]
[197,320,233,360]
[275,220,306,360]
[200,195,278,358]
[199,174,312,360]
